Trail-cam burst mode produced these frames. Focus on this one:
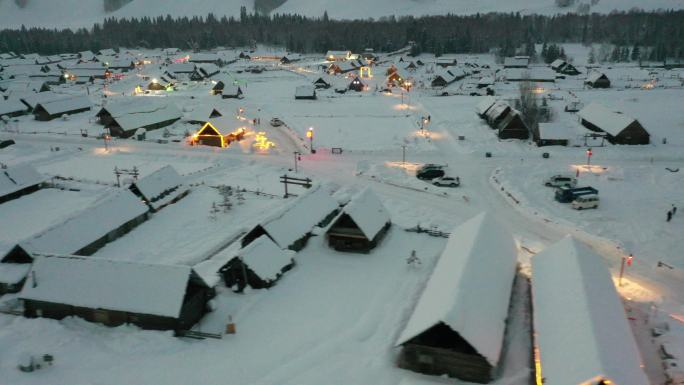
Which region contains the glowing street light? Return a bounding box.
[306,127,315,154]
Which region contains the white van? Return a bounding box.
[545,174,577,188]
[572,195,599,210]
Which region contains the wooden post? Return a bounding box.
[226,315,236,334]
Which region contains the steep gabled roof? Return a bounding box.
[130,165,187,211]
[396,212,517,367]
[237,235,294,280]
[337,188,390,241]
[21,254,192,318]
[258,186,338,249]
[578,103,639,137]
[110,103,182,132]
[531,237,649,385]
[34,95,92,116]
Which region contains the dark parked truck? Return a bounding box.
[555,186,599,203]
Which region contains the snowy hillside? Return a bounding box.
[1,0,683,29]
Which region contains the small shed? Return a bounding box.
[242,186,339,251]
[585,72,610,88]
[313,77,331,89]
[221,84,243,99]
[497,109,530,140]
[0,164,47,204]
[0,262,31,294]
[531,237,650,385]
[295,85,317,100]
[396,212,517,383]
[280,54,302,64]
[33,95,92,121]
[431,73,455,88]
[326,188,390,253]
[348,76,365,92]
[220,235,295,292]
[21,254,214,332]
[192,118,246,148]
[129,165,189,212]
[536,123,570,147]
[577,103,649,145]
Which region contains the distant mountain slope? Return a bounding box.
[0,0,682,30]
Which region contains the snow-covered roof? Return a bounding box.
[476,96,497,116]
[0,262,31,285]
[166,62,196,73]
[578,102,637,137]
[538,123,573,140]
[189,53,221,62]
[503,68,555,81]
[237,235,294,280]
[433,68,455,84]
[197,63,220,77]
[485,101,510,122]
[21,255,192,318]
[222,84,242,96]
[130,165,187,210]
[586,71,608,83]
[326,50,351,58]
[550,59,566,69]
[98,48,117,56]
[531,237,649,385]
[19,91,65,109]
[78,51,95,60]
[258,186,338,249]
[20,190,149,256]
[504,56,529,67]
[478,76,494,85]
[295,85,316,98]
[184,105,224,123]
[35,95,92,116]
[396,212,517,367]
[338,188,390,241]
[0,98,29,116]
[0,164,46,199]
[110,102,182,132]
[107,59,135,68]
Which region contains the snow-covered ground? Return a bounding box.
[0,45,683,385]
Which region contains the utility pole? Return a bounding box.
[401,145,407,166]
[619,254,633,287]
[293,151,301,173]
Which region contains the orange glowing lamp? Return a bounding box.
[306,128,314,139]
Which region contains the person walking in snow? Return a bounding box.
[672,204,677,216]
[667,210,672,222]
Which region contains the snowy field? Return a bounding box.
[1,44,683,385]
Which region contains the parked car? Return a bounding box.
[270,118,284,127]
[432,176,460,187]
[544,175,577,188]
[555,186,598,203]
[571,195,599,210]
[416,164,446,180]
